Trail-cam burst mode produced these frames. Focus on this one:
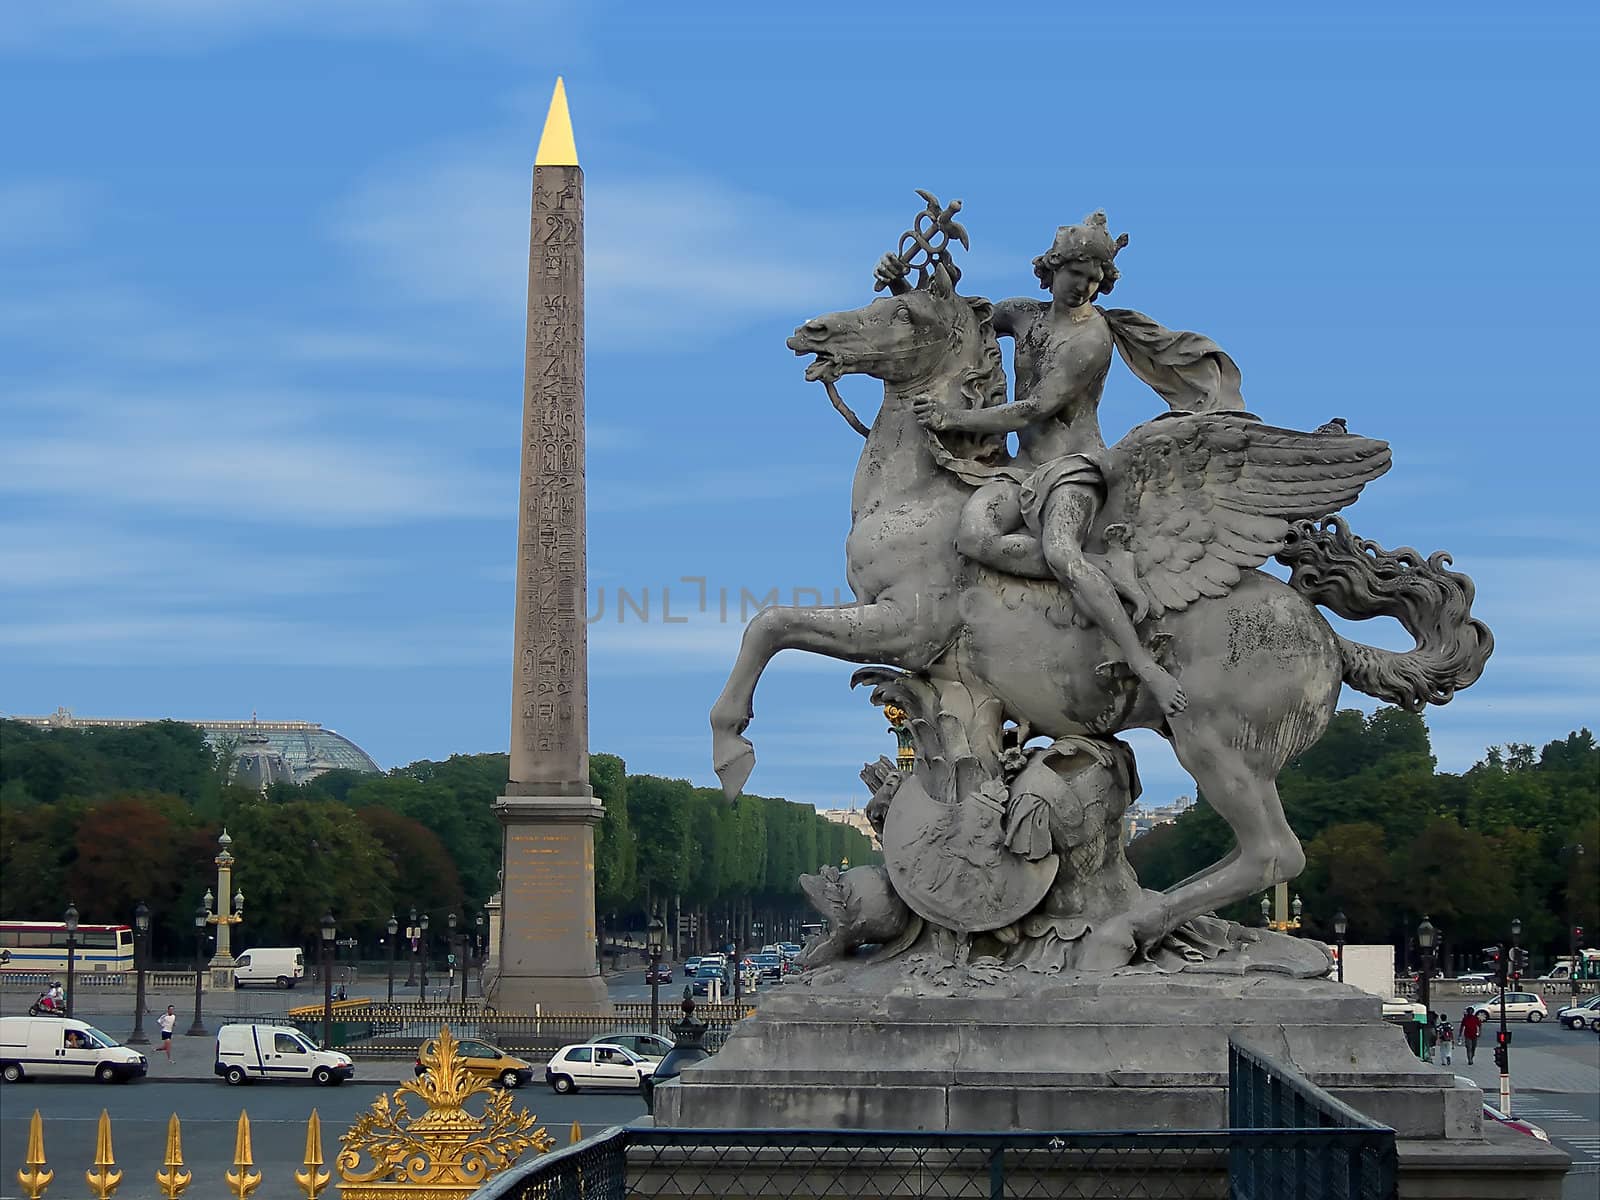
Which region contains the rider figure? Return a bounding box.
[875,212,1188,715]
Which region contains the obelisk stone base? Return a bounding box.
[490,794,612,1013]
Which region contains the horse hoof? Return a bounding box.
[714,734,756,800]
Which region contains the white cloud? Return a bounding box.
[0,383,506,526]
[0,180,91,248]
[334,159,855,349]
[0,0,576,56]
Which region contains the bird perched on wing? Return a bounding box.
[1315,417,1349,435]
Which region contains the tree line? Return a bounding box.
[0,719,879,961]
[4,711,1592,971]
[1127,710,1598,972]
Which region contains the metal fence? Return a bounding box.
[475,1040,1397,1200]
[1229,1040,1398,1200]
[290,1000,753,1057]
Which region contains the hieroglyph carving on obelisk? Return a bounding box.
[492,78,610,1012]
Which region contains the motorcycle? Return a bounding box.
[28,994,66,1017]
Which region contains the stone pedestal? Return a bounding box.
[489,795,611,1012]
[653,976,1568,1196]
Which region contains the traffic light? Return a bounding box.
[1493,1045,1508,1072]
[1509,947,1530,982]
[1578,926,1586,942]
[1484,944,1505,988]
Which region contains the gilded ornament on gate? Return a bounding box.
[337,1025,553,1200]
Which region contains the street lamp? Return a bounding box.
[386,915,399,1003]
[63,902,79,1018]
[1416,916,1437,1060]
[1260,894,1272,927]
[1291,895,1304,925]
[320,912,337,1049]
[475,914,485,998]
[186,899,210,1036]
[419,913,431,1003]
[1332,911,1347,984]
[449,912,467,1004]
[405,906,419,988]
[648,916,665,1034]
[128,902,151,1045]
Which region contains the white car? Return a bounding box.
[1470,992,1548,1023]
[595,1032,673,1061]
[544,1042,656,1093]
[1556,996,1600,1028]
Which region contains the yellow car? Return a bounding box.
[413,1037,534,1089]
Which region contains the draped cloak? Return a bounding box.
[928,305,1249,529]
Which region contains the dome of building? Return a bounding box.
[232,717,298,792]
[9,709,383,785]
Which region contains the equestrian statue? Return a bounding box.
[709,192,1492,983]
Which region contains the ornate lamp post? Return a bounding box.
[63,902,79,1018]
[1416,916,1437,1060]
[205,830,245,989]
[386,914,399,1003]
[446,912,458,1002]
[1260,887,1304,933]
[186,899,210,1036]
[474,913,485,997]
[405,906,419,987]
[1564,843,1586,1004]
[1497,916,1521,1114]
[320,911,337,1049]
[128,901,151,1045]
[648,916,665,1034]
[1332,910,1347,984]
[418,913,431,1003]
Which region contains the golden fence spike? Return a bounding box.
[294,1110,331,1200]
[224,1111,262,1200]
[84,1109,122,1200]
[154,1113,191,1200]
[569,1120,583,1145]
[16,1109,53,1200]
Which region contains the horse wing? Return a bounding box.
[1104,414,1391,618]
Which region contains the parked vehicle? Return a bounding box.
[232,948,305,989]
[0,1016,147,1084]
[215,1024,353,1086]
[1470,993,1548,1023]
[412,1037,532,1089]
[1556,996,1600,1028]
[596,1032,673,1061]
[545,1042,656,1093]
[682,957,703,977]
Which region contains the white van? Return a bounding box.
[214,1023,354,1086]
[232,947,305,989]
[0,1017,148,1084]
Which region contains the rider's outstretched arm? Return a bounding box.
[938,369,1069,434]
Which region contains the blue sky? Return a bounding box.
[2,2,1595,812]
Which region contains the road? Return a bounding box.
[0,1079,645,1200]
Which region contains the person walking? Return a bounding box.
[1437,1017,1455,1066]
[1460,1009,1483,1065]
[157,1005,177,1061]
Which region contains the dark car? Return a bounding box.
[645,964,672,985]
[690,967,730,995]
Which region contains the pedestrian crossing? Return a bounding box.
[1506,1105,1600,1169]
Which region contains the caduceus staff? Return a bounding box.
[823,190,969,437]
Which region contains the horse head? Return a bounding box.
[787,268,997,396]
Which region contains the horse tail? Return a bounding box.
[1276,517,1493,711]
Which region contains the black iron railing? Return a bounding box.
[477,1040,1397,1200]
[1229,1038,1399,1200]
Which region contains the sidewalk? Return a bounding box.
[1449,1045,1600,1095]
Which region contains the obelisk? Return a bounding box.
[491,77,610,1012]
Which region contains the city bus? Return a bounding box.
[0,921,136,975]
